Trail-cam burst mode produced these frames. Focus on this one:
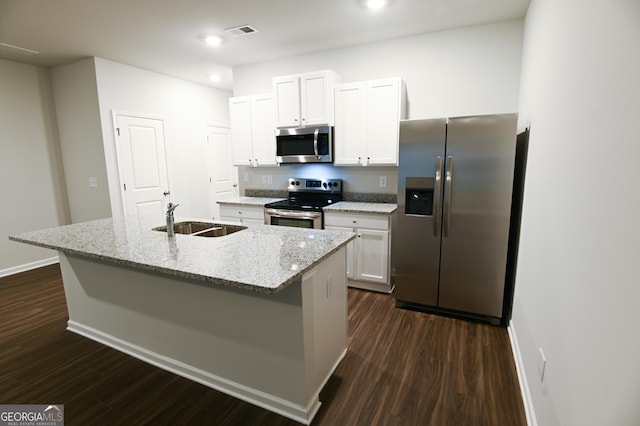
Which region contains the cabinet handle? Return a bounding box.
[163,191,170,196]
[255,158,258,165]
[294,118,298,122]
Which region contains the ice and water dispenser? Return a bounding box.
[405,177,434,216]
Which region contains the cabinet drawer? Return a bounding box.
[219,205,264,221]
[324,212,390,230]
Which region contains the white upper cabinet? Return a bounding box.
[272,76,300,127]
[334,82,366,166]
[334,77,406,166]
[273,70,341,128]
[229,94,277,167]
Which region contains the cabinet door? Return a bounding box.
[324,225,355,279]
[366,78,401,165]
[229,97,254,166]
[333,83,366,166]
[250,94,277,166]
[300,71,330,126]
[273,75,301,127]
[356,229,389,283]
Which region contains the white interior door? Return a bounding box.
[114,114,170,217]
[206,126,237,220]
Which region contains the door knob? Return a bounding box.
[163,191,171,196]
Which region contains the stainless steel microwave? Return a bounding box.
[275,126,333,164]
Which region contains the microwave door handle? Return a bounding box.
[313,128,320,159]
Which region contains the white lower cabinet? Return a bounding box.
[325,211,393,293]
[219,204,265,225]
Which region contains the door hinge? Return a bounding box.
[123,183,127,191]
[116,128,120,136]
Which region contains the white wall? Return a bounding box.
[234,19,523,117]
[51,58,111,223]
[0,59,69,274]
[93,58,232,219]
[513,1,640,425]
[233,19,523,194]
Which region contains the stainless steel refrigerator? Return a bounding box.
[394,113,519,325]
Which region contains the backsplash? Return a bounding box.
[343,192,397,203]
[245,189,288,198]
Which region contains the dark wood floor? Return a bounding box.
[0,264,526,425]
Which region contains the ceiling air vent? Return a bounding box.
[224,25,258,37]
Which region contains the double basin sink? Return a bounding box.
[153,221,246,238]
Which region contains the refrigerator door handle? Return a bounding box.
[443,155,453,237]
[434,156,443,237]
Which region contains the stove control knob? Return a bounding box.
[322,182,327,188]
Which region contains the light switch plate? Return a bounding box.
[88,177,98,188]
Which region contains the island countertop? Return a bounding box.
[10,216,355,294]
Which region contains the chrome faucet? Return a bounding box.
[166,202,180,237]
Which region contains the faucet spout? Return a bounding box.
[166,202,180,237]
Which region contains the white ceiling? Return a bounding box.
[0,0,529,91]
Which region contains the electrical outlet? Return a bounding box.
[261,175,267,184]
[537,347,546,382]
[267,175,272,184]
[88,177,98,188]
[326,276,333,298]
[379,176,388,188]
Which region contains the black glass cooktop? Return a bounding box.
[265,195,340,212]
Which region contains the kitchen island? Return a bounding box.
[10,216,355,424]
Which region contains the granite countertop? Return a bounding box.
[324,201,397,215]
[9,216,354,294]
[217,196,284,207]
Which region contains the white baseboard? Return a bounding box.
[508,322,537,426]
[67,320,319,425]
[0,256,59,278]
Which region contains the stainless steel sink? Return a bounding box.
[195,224,247,238]
[153,221,247,237]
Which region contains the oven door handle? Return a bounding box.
[265,209,323,219]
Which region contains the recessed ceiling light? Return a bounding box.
[209,74,221,82]
[365,0,387,10]
[204,35,224,47]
